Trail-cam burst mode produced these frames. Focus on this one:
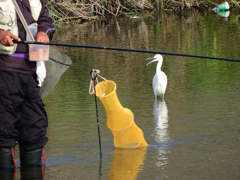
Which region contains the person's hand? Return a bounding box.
[0,30,21,46]
[35,31,49,43]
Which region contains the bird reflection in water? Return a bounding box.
[153,98,170,167]
[108,147,147,180]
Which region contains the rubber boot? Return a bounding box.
[20,148,44,180]
[20,148,43,167]
[0,147,15,180]
[0,148,15,168]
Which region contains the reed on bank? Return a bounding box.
[45,0,239,23]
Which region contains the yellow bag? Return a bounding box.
[95,80,148,148]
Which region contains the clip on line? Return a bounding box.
[89,69,107,157]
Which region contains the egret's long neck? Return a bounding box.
[156,60,163,75]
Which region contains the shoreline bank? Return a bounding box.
[45,0,239,23]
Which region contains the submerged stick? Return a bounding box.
[13,40,240,62]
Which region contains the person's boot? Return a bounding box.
[0,148,15,168]
[20,148,44,180]
[0,147,16,180]
[20,148,44,167]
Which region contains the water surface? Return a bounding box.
[15,9,240,179]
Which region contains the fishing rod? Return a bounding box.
[13,40,240,62]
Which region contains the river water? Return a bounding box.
[15,9,240,179]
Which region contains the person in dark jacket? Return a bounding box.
[0,0,55,173]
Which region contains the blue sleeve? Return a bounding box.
[37,0,55,40]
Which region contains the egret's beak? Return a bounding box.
[146,57,157,66]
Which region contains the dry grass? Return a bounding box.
[45,0,155,23]
[45,0,239,23]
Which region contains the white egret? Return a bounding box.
[146,54,167,100]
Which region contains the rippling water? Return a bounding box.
[14,9,240,179]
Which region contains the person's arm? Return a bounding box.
[0,30,21,46]
[36,0,55,42]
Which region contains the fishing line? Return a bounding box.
[13,40,240,62]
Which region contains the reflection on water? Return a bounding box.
[108,147,147,180]
[0,166,45,180]
[153,99,170,143]
[213,10,230,19]
[20,166,45,180]
[153,99,170,168]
